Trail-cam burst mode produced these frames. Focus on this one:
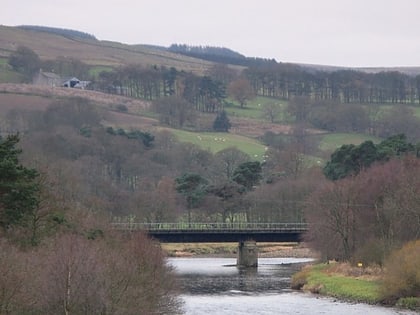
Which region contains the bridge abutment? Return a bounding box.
[237,240,258,267]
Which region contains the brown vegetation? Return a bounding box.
[162,242,315,258]
[0,83,150,112]
[381,240,420,303]
[305,156,420,264]
[0,25,214,73]
[0,232,181,314]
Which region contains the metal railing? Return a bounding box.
[111,222,308,232]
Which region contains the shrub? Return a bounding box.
[291,266,310,290]
[115,104,128,112]
[381,240,420,303]
[396,297,420,311]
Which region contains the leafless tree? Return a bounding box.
[228,78,255,107]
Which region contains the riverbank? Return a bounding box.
[161,242,316,258]
[291,262,420,312]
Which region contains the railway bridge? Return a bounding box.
[112,222,308,267]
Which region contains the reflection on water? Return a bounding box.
[170,257,312,295]
[168,257,417,315]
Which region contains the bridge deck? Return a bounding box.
[112,222,308,243]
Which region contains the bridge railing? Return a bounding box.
[111,222,308,232]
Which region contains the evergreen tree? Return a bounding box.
[0,135,39,229]
[232,161,262,191]
[213,110,231,132]
[323,134,417,180]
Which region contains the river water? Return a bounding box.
[168,257,417,315]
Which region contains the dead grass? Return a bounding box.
[0,84,150,113]
[324,262,383,281]
[0,93,53,113]
[0,25,219,74]
[230,117,293,137]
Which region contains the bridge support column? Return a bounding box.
[237,240,258,267]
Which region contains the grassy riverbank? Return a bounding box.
[292,263,381,303]
[291,262,420,311]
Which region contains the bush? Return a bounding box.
[115,104,128,112]
[291,267,310,290]
[381,240,420,303]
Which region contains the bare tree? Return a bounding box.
[228,78,255,108]
[206,63,238,85]
[33,232,181,315]
[0,240,32,314]
[262,102,282,123]
[152,96,195,128]
[287,96,312,124]
[210,147,250,183]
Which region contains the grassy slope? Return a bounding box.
[0,85,384,160]
[0,25,216,73]
[168,128,267,160]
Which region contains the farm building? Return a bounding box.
[61,77,90,89]
[33,70,61,87]
[33,71,90,89]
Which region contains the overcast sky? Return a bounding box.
[2,0,420,67]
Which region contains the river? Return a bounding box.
[168,257,417,315]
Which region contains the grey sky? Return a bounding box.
[2,0,420,67]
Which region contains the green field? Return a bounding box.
[0,65,23,83]
[88,65,114,78]
[319,133,381,152]
[169,129,267,160]
[224,96,288,121]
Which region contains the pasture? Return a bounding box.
[168,128,267,160]
[224,96,288,122]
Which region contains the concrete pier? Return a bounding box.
[237,240,258,267]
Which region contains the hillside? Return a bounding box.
[0,25,217,73]
[0,83,297,146]
[3,25,420,76]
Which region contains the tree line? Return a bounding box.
[168,44,277,67]
[17,25,97,40]
[9,45,420,109]
[245,64,420,104]
[95,59,420,107]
